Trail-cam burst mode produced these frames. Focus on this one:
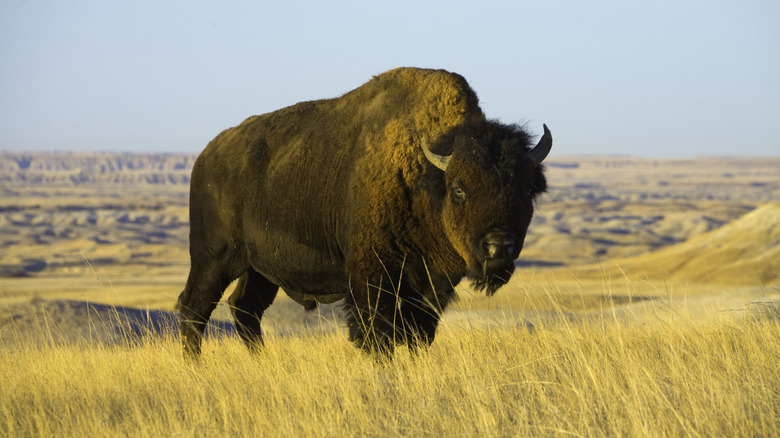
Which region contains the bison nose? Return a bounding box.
[481,234,517,260]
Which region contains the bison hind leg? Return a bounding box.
[228,268,279,352]
[176,252,247,360]
[178,267,237,360]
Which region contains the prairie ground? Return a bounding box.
[1,152,779,436]
[1,282,778,437]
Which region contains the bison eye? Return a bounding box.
[450,179,467,205]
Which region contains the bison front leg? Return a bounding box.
[344,279,398,359]
[399,296,442,355]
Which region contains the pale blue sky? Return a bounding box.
[1,0,778,157]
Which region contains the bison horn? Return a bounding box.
[422,138,452,172]
[529,124,552,166]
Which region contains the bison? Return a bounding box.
[176,67,552,359]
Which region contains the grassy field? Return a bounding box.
[2,280,779,437]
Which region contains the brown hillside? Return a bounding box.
[567,202,780,285]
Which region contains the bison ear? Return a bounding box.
[529,124,552,166]
[422,138,452,172]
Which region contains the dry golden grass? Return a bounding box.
[2,281,778,437]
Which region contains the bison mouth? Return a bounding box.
[467,229,521,295]
[469,258,516,296]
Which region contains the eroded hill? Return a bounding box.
[1,152,779,281]
[564,202,780,285]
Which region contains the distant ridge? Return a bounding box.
[571,202,780,285]
[0,151,197,186]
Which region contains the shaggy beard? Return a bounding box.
[469,259,515,296]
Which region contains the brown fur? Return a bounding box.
[176,68,550,359]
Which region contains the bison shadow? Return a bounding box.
[1,298,348,349]
[1,299,234,349]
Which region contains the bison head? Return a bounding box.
[424,122,551,295]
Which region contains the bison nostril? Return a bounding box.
[483,240,516,259]
[505,243,515,257]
